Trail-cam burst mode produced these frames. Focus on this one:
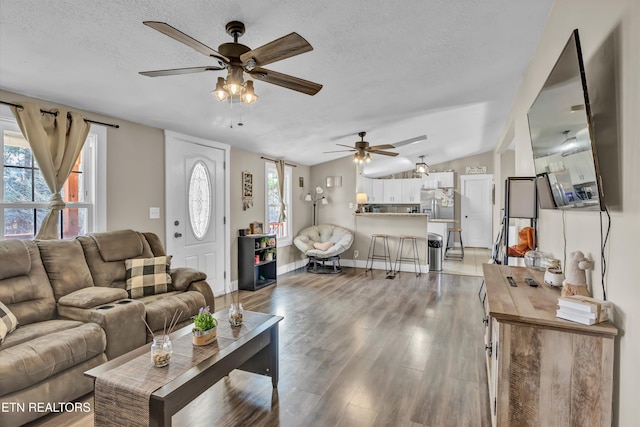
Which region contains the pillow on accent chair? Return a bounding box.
[125,256,174,298]
[313,241,334,251]
[0,301,19,343]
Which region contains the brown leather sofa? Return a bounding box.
[0,230,215,426]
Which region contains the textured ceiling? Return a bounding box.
[0,0,554,175]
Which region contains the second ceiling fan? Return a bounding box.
[325,132,399,164]
[139,20,322,103]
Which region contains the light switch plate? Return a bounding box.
[149,207,160,219]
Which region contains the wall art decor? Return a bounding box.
[242,171,254,210]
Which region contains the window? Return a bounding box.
[0,111,105,239]
[265,162,292,246]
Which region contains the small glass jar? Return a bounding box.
[151,336,172,367]
[229,303,244,326]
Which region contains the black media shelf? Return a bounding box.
[238,233,277,291]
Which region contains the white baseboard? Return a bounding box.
[277,258,309,276]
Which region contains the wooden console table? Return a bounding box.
[481,264,617,427]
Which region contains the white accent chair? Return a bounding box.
[293,224,354,273]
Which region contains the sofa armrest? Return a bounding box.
[171,267,207,291]
[58,299,146,359]
[58,287,128,309]
[187,280,215,311]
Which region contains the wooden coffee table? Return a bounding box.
[85,309,282,426]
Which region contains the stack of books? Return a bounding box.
[556,295,611,325]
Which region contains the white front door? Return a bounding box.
[460,174,493,248]
[165,131,229,297]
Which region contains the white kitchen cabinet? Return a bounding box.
[564,151,596,184]
[362,177,384,203]
[401,178,422,203]
[383,179,402,203]
[423,172,454,188]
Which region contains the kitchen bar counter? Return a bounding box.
[354,212,429,217]
[354,212,454,223]
[353,213,429,272]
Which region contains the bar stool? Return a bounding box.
[445,226,464,260]
[365,234,392,273]
[394,235,421,277]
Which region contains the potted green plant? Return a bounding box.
[192,306,218,346]
[260,236,270,248]
[265,248,277,261]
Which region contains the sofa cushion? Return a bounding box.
[0,301,19,343]
[36,239,94,300]
[0,241,56,325]
[125,256,173,298]
[140,291,206,332]
[0,240,30,280]
[0,319,82,350]
[0,322,106,397]
[58,287,129,309]
[170,267,207,292]
[77,231,155,289]
[92,229,144,262]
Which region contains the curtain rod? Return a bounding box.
[0,100,120,129]
[260,156,297,167]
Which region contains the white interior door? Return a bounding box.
[460,174,493,248]
[165,131,229,297]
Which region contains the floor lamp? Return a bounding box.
[305,186,328,225]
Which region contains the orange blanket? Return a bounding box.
[508,226,535,257]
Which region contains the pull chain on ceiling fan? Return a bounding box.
[139,20,323,105]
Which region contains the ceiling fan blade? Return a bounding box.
[143,21,229,62]
[370,150,399,157]
[336,144,357,149]
[139,66,225,77]
[324,149,356,153]
[368,144,395,150]
[240,33,313,68]
[249,67,322,95]
[392,135,428,147]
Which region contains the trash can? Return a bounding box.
[428,233,443,271]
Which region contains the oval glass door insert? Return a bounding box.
[188,161,211,239]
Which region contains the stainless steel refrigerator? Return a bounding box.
[420,187,454,219]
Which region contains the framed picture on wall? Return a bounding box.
[242,171,253,197]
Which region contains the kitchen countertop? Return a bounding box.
[354,213,428,217]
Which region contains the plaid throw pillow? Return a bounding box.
[125,256,173,298]
[0,301,19,343]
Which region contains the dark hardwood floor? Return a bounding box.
[27,267,491,427]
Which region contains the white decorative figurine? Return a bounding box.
[561,251,593,297]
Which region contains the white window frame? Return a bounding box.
[264,162,292,247]
[0,106,106,239]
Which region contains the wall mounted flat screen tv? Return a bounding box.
[527,29,605,211]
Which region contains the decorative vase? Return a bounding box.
[192,326,217,346]
[151,336,172,367]
[229,303,244,326]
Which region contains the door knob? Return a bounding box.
[174,232,183,238]
[174,220,180,226]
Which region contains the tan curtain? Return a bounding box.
[11,102,90,239]
[275,160,287,223]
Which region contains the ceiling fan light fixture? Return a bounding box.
[241,80,259,104]
[364,153,371,163]
[416,155,429,175]
[213,77,229,101]
[223,67,245,96]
